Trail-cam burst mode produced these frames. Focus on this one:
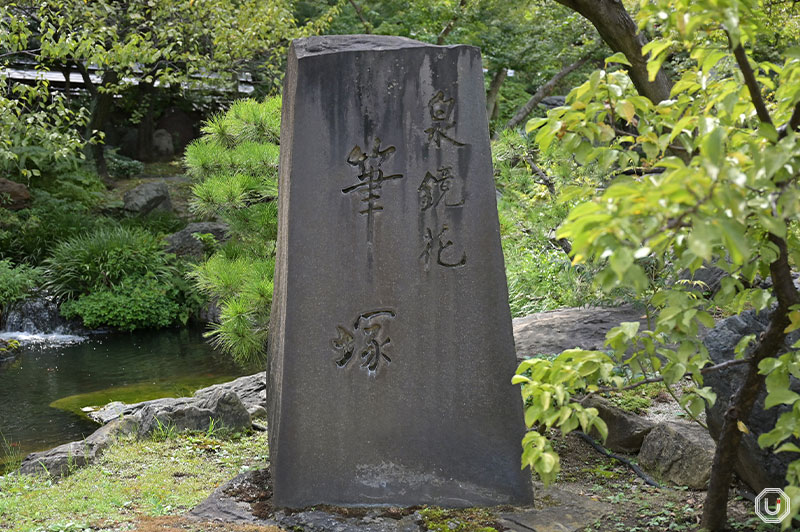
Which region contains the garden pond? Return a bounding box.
[0,328,252,470]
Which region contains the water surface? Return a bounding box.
[0,328,251,464]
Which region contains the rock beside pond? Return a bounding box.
[90,372,266,425]
[19,418,137,478]
[638,421,716,489]
[703,309,800,493]
[137,389,251,436]
[164,222,229,257]
[123,181,172,215]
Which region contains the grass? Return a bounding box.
[0,430,270,532]
[49,374,239,419]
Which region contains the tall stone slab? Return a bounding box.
[268,34,532,508]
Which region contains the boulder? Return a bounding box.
[164,222,229,257]
[638,421,716,489]
[90,372,266,425]
[584,396,655,453]
[513,305,648,360]
[123,181,172,215]
[0,178,31,211]
[152,129,175,159]
[137,389,251,436]
[19,418,137,478]
[677,265,728,296]
[703,309,800,492]
[193,373,266,421]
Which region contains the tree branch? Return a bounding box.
[554,0,673,103]
[348,0,372,34]
[730,38,773,125]
[500,53,592,135]
[436,0,467,45]
[576,431,662,487]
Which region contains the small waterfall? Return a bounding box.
[1,295,86,345]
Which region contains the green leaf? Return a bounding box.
[605,52,632,66]
[765,388,800,409]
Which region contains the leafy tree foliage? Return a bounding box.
[186,98,281,365]
[523,0,800,529]
[1,1,341,173]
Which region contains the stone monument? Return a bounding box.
[268,34,532,508]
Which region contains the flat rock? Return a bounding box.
[638,421,715,489]
[123,181,172,215]
[512,305,648,360]
[20,417,137,477]
[584,396,655,453]
[499,486,612,532]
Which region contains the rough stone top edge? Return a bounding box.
[291,34,477,58]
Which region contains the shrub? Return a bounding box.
[60,276,181,331]
[43,226,175,298]
[105,149,144,179]
[44,227,204,330]
[0,260,42,307]
[0,191,115,265]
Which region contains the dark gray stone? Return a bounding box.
[19,417,137,477]
[123,181,172,215]
[164,222,229,257]
[268,35,531,508]
[703,309,800,492]
[512,305,648,360]
[584,396,655,453]
[90,373,265,426]
[638,421,716,489]
[136,389,251,436]
[499,486,612,532]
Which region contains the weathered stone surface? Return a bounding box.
[584,396,655,453]
[123,181,172,215]
[136,389,251,436]
[513,305,648,360]
[0,178,31,210]
[152,128,175,159]
[164,222,229,257]
[19,418,137,477]
[703,309,800,492]
[268,35,531,507]
[189,469,278,525]
[499,486,612,532]
[638,421,716,489]
[90,372,265,425]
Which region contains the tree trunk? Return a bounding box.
[554,0,672,104]
[85,71,118,178]
[499,54,590,136]
[701,234,799,530]
[137,83,155,162]
[486,67,508,122]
